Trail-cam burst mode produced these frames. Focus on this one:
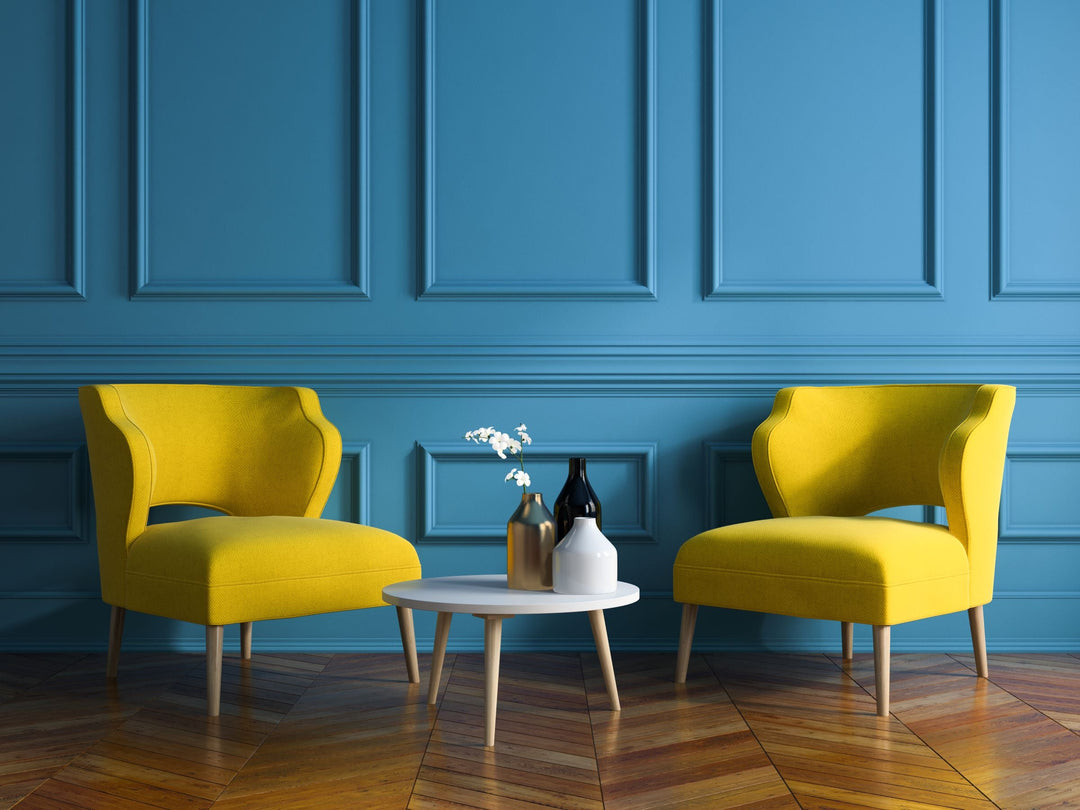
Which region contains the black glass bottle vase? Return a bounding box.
[553,457,602,543]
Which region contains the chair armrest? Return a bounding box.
[752,387,799,518]
[939,384,1016,604]
[79,384,155,605]
[291,387,344,517]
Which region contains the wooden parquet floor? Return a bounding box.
[2,650,1079,809]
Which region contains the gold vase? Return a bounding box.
[507,492,555,590]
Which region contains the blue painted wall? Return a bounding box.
[1,0,1078,654]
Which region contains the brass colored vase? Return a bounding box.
[507,492,556,590]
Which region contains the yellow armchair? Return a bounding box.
[79,383,422,715]
[673,384,1015,716]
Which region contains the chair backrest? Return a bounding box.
[752,384,1016,604]
[79,384,342,604]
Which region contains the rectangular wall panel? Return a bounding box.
[131,0,369,299]
[0,0,84,298]
[703,443,770,529]
[324,443,371,526]
[991,0,1080,298]
[707,0,942,299]
[420,0,656,299]
[1001,445,1080,540]
[419,442,656,542]
[0,445,88,541]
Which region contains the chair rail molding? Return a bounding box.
[0,336,1077,394]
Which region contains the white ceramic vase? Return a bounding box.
[552,516,617,595]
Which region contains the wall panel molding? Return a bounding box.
[706,0,943,300]
[704,442,757,528]
[340,442,371,526]
[130,0,370,300]
[419,0,657,300]
[0,444,89,542]
[990,0,1080,299]
[418,441,656,542]
[1000,443,1080,541]
[0,338,1077,395]
[0,0,85,300]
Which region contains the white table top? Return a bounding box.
[382,574,640,615]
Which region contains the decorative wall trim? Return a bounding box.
[703,442,751,528]
[341,442,371,526]
[0,591,100,600]
[1000,443,1080,540]
[418,441,656,542]
[705,0,944,300]
[0,0,85,300]
[130,0,371,300]
[1,337,1076,392]
[990,0,1080,299]
[419,0,657,300]
[0,444,89,542]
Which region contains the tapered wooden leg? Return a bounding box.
[206,625,223,717]
[969,605,989,678]
[873,624,891,717]
[428,612,452,705]
[106,606,125,679]
[482,615,503,748]
[240,622,252,660]
[842,621,854,661]
[674,603,698,684]
[396,606,420,684]
[588,610,621,711]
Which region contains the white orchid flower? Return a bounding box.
[464,421,533,490]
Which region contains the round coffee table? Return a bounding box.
[382,574,640,747]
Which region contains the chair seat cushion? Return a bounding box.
[673,516,971,626]
[126,516,421,626]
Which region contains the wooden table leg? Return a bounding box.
[428,612,452,705]
[481,615,504,747]
[396,606,420,684]
[588,610,621,711]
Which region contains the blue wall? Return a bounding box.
[1,0,1078,654]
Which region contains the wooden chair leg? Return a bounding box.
[675,603,698,684]
[841,621,854,660]
[968,605,989,678]
[206,625,223,717]
[872,625,891,717]
[396,606,420,684]
[106,606,125,679]
[240,622,252,660]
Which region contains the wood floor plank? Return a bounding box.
[586,654,795,810]
[844,651,1080,809]
[5,650,1080,808]
[708,652,997,810]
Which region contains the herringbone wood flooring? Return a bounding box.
[2,649,1079,809]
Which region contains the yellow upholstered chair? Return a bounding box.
[673,384,1015,716]
[79,383,422,715]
